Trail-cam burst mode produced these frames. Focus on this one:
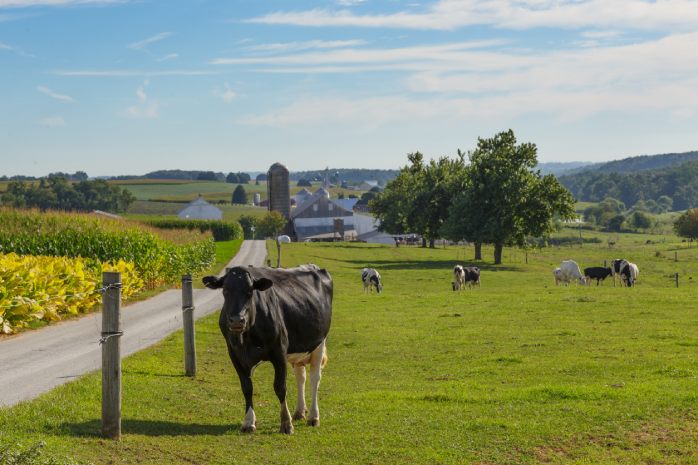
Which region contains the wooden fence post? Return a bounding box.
[676,273,679,288]
[101,271,122,440]
[182,274,196,377]
[675,251,678,262]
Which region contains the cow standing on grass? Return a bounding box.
[618,260,640,287]
[584,267,613,286]
[464,266,481,288]
[452,265,466,291]
[362,268,383,293]
[557,260,586,286]
[203,264,332,434]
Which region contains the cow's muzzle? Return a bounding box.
[228,318,246,334]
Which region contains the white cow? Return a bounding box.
[559,260,586,286]
[553,267,564,286]
[453,265,466,291]
[618,260,639,287]
[361,268,383,293]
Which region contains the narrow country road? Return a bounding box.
[0,240,267,408]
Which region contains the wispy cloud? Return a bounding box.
[156,52,178,62]
[37,85,75,102]
[39,116,66,127]
[0,41,33,57]
[51,69,216,77]
[0,0,125,7]
[213,82,236,103]
[247,0,698,31]
[126,79,158,119]
[128,32,172,50]
[245,39,367,53]
[336,0,366,6]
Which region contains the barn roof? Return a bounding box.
[177,196,222,220]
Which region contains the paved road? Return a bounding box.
[0,240,267,408]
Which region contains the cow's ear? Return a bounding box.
[253,278,273,292]
[203,276,224,289]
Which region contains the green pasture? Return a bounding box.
[125,202,268,222]
[2,234,698,464]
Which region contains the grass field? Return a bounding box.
[1,233,698,464]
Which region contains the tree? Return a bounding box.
[674,208,698,241]
[657,195,673,212]
[607,214,626,232]
[226,173,240,184]
[238,214,259,239]
[232,185,248,204]
[297,179,312,187]
[443,130,575,264]
[257,211,287,238]
[197,171,218,181]
[630,211,653,230]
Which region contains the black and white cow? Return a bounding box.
[618,260,639,287]
[361,268,383,293]
[452,265,466,291]
[464,266,481,288]
[583,266,613,285]
[610,259,626,286]
[203,264,333,434]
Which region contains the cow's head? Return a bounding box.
[372,275,383,293]
[203,268,273,334]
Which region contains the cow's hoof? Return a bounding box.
[240,424,256,433]
[280,422,294,435]
[292,409,307,421]
[307,418,320,427]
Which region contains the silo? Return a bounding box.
[267,162,290,219]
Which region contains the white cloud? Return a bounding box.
[0,0,124,7]
[0,41,33,57]
[336,0,366,6]
[156,53,178,62]
[245,39,367,53]
[39,116,65,127]
[247,0,698,31]
[214,83,236,103]
[37,85,75,102]
[126,79,158,118]
[128,32,172,50]
[51,69,216,77]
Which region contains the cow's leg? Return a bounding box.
[271,354,293,434]
[292,364,307,421]
[230,352,256,433]
[307,340,326,427]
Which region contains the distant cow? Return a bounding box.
[553,267,563,286]
[464,266,481,288]
[618,260,639,287]
[452,265,466,291]
[584,267,613,286]
[559,260,586,286]
[362,268,383,293]
[203,264,333,434]
[610,259,626,286]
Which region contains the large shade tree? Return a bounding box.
[442,130,576,264]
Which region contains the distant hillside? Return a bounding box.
[559,157,698,210]
[536,162,593,176]
[567,150,698,176]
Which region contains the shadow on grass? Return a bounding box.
[59,419,235,437]
[342,258,519,272]
[122,369,187,378]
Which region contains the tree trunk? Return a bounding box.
[429,239,436,249]
[494,243,503,265]
[474,242,482,260]
[421,238,427,248]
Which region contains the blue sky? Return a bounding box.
[2,0,698,177]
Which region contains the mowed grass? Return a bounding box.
[2,237,698,464]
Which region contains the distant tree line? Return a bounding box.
[0,171,89,182]
[582,196,671,232]
[289,169,398,185]
[371,130,576,264]
[226,172,251,184]
[559,159,698,210]
[1,177,135,213]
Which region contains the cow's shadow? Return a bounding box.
[342,258,519,272]
[60,419,233,437]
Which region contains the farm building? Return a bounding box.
[178,196,222,220]
[292,187,356,241]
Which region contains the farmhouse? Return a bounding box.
[178,196,222,220]
[292,187,356,241]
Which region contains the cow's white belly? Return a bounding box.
[287,352,311,367]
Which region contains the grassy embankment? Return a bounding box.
[1,231,698,464]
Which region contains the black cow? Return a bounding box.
[464,266,481,288]
[203,264,333,434]
[584,266,612,285]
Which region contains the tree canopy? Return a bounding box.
[674,209,698,241]
[232,185,248,205]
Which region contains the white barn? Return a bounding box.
[178,196,222,220]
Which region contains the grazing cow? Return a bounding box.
[203,264,333,434]
[464,266,481,288]
[559,260,586,286]
[553,267,564,286]
[618,260,639,287]
[584,267,613,286]
[362,268,383,293]
[610,258,626,286]
[452,265,466,291]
